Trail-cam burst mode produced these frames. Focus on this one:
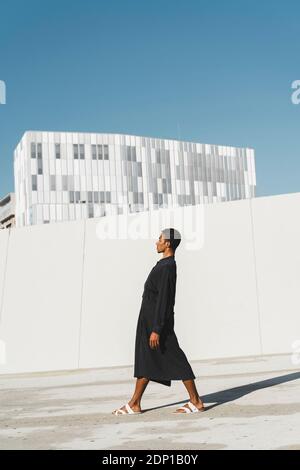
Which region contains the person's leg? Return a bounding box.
[174,379,204,413]
[112,377,150,414]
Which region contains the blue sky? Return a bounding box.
[0,0,299,197]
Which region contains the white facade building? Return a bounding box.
[14,131,256,227]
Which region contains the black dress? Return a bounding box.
[134,255,196,387]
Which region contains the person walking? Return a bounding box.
[112,228,205,415]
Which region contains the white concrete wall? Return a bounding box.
[251,193,300,355]
[0,221,85,373]
[0,229,9,324]
[177,199,262,361]
[0,192,299,375]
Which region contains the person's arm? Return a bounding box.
[152,266,174,335]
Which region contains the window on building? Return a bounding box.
[75,191,80,203]
[37,143,42,158]
[88,204,94,218]
[37,159,43,175]
[79,144,85,159]
[131,147,136,161]
[104,145,109,160]
[32,175,37,191]
[92,145,97,160]
[31,143,36,158]
[32,142,43,174]
[162,179,167,193]
[73,144,79,159]
[50,175,56,191]
[126,146,131,161]
[69,191,74,203]
[98,145,103,160]
[55,143,61,159]
[62,175,68,191]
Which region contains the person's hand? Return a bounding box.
[149,332,160,349]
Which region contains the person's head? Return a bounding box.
[156,228,181,255]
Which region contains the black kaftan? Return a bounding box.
[134,255,196,387]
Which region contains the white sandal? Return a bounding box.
[173,401,205,413]
[112,403,142,415]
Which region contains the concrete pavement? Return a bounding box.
[0,353,299,450]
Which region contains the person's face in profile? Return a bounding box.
[156,233,169,253]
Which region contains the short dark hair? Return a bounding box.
[161,228,181,252]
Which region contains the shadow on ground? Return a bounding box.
[142,371,300,412]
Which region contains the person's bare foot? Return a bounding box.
[174,398,205,413]
[112,401,142,415]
